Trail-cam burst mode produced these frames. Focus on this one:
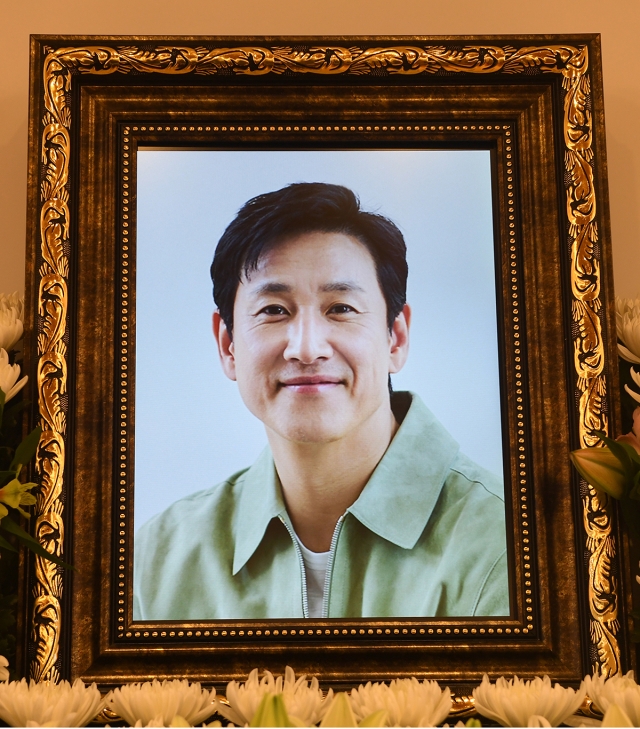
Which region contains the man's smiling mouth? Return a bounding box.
[279,375,344,393]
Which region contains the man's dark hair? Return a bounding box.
[211,182,408,336]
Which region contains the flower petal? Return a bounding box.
[4,375,27,404]
[625,384,640,405]
[321,693,357,728]
[602,703,634,727]
[619,344,640,365]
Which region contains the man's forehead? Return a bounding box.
[251,231,374,269]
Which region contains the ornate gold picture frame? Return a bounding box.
[20,34,629,691]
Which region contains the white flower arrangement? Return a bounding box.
[108,679,217,727]
[349,677,451,727]
[215,666,333,727]
[0,677,107,727]
[472,674,586,728]
[584,670,640,726]
[8,654,640,727]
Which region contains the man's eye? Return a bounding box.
[258,305,288,316]
[329,303,356,315]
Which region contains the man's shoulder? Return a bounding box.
[448,450,504,502]
[397,390,504,503]
[430,450,506,542]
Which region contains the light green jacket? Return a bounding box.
[134,393,509,620]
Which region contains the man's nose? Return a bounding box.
[283,310,333,363]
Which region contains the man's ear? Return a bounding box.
[389,303,411,375]
[212,311,237,381]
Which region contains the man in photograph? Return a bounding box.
[134,182,509,620]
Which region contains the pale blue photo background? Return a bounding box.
[134,149,502,531]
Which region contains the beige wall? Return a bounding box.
[2,0,638,296]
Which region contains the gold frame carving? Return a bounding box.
[26,35,622,685]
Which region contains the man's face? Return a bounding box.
[213,231,410,445]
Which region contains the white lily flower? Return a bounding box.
[0,677,107,727]
[617,297,640,364]
[216,666,333,726]
[0,349,27,404]
[0,293,24,353]
[472,674,586,727]
[349,677,451,727]
[109,679,216,727]
[601,703,634,727]
[584,670,640,725]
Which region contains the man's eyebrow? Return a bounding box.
[321,281,366,293]
[250,281,366,296]
[250,282,292,296]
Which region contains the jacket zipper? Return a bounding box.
[322,515,345,618]
[279,515,310,618]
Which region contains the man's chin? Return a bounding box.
[279,426,345,445]
[270,411,349,445]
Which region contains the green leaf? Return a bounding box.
[0,517,74,570]
[1,398,29,431]
[0,533,17,552]
[9,426,42,472]
[630,469,640,501]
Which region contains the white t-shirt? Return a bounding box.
[293,533,330,618]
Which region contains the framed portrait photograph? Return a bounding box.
[132,147,508,623]
[20,35,629,692]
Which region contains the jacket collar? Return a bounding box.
[232,392,459,573]
[232,447,287,575]
[347,393,459,549]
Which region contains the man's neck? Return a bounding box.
[267,404,399,552]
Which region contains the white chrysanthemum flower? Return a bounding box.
[216,666,333,726]
[109,679,216,727]
[625,368,640,405]
[0,656,9,683]
[473,674,586,727]
[584,670,640,725]
[0,349,27,404]
[526,716,551,727]
[349,677,451,727]
[0,293,24,320]
[617,296,640,364]
[132,715,193,727]
[0,293,24,353]
[0,677,107,727]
